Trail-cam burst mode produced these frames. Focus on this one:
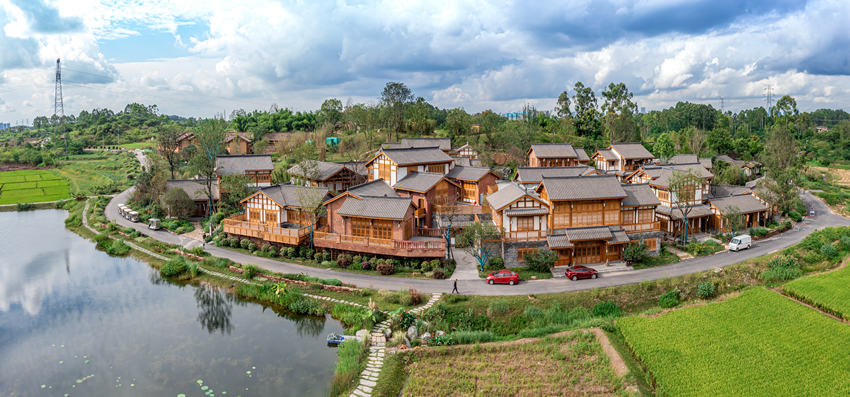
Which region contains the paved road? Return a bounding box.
[105,186,849,296]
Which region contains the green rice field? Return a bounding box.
[0,169,70,204]
[618,288,850,396]
[784,264,850,320]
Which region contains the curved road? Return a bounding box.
[105,185,850,296]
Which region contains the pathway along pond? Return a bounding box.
[0,210,343,396]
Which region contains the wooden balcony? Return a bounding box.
[433,204,491,215]
[503,230,547,241]
[313,231,445,258]
[222,214,310,245]
[622,221,660,233]
[416,227,444,238]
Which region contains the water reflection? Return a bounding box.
[195,284,234,334]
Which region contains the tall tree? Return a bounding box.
[653,132,675,160]
[573,81,600,137]
[669,169,703,243]
[157,124,182,179]
[445,107,471,139]
[760,125,798,212]
[556,90,572,119]
[457,221,500,271]
[317,98,344,127]
[601,82,639,143]
[380,82,414,141]
[190,119,226,216]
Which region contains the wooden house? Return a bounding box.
[452,142,478,159]
[221,184,331,246]
[174,131,198,153]
[716,155,760,177]
[383,137,452,153]
[513,166,601,190]
[446,166,499,204]
[626,163,714,236]
[215,154,274,187]
[392,172,461,228]
[287,160,367,193]
[708,194,770,232]
[165,179,219,217]
[668,154,712,171]
[486,182,549,241]
[526,144,581,167]
[365,147,454,186]
[619,184,662,242]
[223,132,253,154]
[592,143,656,176]
[573,147,591,165]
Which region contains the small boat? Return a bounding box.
[327,333,346,345]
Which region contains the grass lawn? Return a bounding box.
[783,263,850,320]
[631,247,680,269]
[390,332,626,397]
[0,169,70,204]
[53,152,139,195]
[617,288,850,396]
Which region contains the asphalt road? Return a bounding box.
[105,186,849,296]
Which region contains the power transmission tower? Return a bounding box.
[763,85,773,113]
[54,58,68,157]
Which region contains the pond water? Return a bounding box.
[0,210,343,396]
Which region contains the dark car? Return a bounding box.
[486,270,519,285]
[565,266,598,281]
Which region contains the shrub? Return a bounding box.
[420,261,433,272]
[352,255,362,265]
[524,248,559,272]
[160,257,189,277]
[228,237,238,247]
[337,254,352,268]
[430,259,441,269]
[696,281,716,299]
[592,301,622,317]
[487,300,510,316]
[750,227,769,237]
[840,235,850,250]
[329,340,366,397]
[288,297,322,316]
[404,288,424,306]
[819,243,838,260]
[432,268,447,279]
[187,261,200,277]
[304,249,314,260]
[314,252,322,261]
[761,255,802,283]
[322,251,331,262]
[285,247,296,258]
[658,289,680,308]
[486,257,505,270]
[243,264,260,279]
[376,262,395,275]
[623,240,649,263]
[240,238,251,249]
[361,262,372,270]
[429,334,454,346]
[788,210,802,222]
[203,257,231,269]
[449,330,495,345]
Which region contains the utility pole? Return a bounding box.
[54,58,68,157]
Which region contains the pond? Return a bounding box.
[0,210,343,396]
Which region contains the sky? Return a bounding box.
[1,0,850,124]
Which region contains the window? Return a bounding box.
[645,238,657,250]
[352,218,370,237]
[373,220,392,240]
[249,208,261,222]
[638,209,655,223]
[376,157,392,181]
[516,216,534,231]
[517,248,536,262]
[427,163,444,173]
[462,182,476,203]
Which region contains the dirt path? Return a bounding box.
[589,328,628,377]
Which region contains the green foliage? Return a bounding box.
[242,264,260,279]
[487,300,510,316]
[429,334,454,346]
[376,262,395,275]
[696,281,716,299]
[105,239,131,256]
[760,256,802,283]
[523,248,559,272]
[160,257,189,277]
[658,289,680,308]
[485,256,504,270]
[332,304,378,331]
[448,330,495,345]
[591,301,622,317]
[288,297,323,316]
[161,187,194,219]
[819,243,838,260]
[623,240,649,263]
[187,261,200,277]
[431,268,447,279]
[787,210,802,222]
[784,262,850,320]
[329,340,366,397]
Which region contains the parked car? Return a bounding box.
[486,270,519,285]
[809,210,816,216]
[565,266,598,281]
[729,234,752,252]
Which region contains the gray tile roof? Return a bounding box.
[393,172,447,192]
[711,184,751,198]
[611,143,654,159]
[486,182,533,211]
[668,154,698,164]
[504,208,550,216]
[529,143,577,158]
[574,148,590,162]
[374,147,453,166]
[540,175,626,201]
[547,234,574,249]
[346,180,399,198]
[287,160,346,181]
[167,179,220,201]
[699,157,712,169]
[216,154,273,175]
[646,164,714,188]
[715,155,743,166]
[566,226,613,241]
[621,184,661,207]
[401,137,451,151]
[594,148,616,160]
[655,204,714,220]
[709,194,768,214]
[610,230,630,244]
[256,184,330,208]
[337,196,412,220]
[515,166,596,184]
[447,166,492,181]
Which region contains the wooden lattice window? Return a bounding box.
[249,208,261,222]
[638,209,655,223]
[352,218,370,237]
[462,182,476,202]
[516,216,534,231]
[427,163,444,173]
[373,220,392,240]
[517,248,536,262]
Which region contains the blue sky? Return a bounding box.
[1,0,850,123]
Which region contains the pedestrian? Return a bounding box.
[451,279,459,294]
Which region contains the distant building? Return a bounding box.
[0,123,10,131]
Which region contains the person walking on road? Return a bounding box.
[451,279,459,294]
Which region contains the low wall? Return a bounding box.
[502,240,548,267]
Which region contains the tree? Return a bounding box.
[555,90,572,118]
[653,132,675,160]
[601,82,639,143]
[161,187,195,219]
[189,118,226,216]
[131,155,167,205]
[457,221,500,271]
[318,98,343,127]
[445,107,471,138]
[761,125,798,213]
[669,169,703,243]
[687,127,707,156]
[294,186,328,249]
[380,82,414,141]
[573,81,601,137]
[623,240,649,264]
[721,206,745,234]
[219,174,252,211]
[524,248,559,272]
[157,124,182,179]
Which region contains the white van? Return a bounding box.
[127,210,139,223]
[729,235,752,252]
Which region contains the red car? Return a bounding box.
[565,266,598,281]
[486,270,519,285]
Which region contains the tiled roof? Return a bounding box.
[621,184,661,207]
[655,204,714,220]
[610,230,630,244]
[256,184,330,208]
[338,196,412,220]
[287,160,347,181]
[649,164,714,188]
[699,157,712,169]
[611,143,654,159]
[346,180,399,198]
[711,184,752,198]
[709,194,768,214]
[668,154,698,164]
[566,226,614,241]
[453,157,483,167]
[447,166,493,181]
[223,132,252,143]
[574,148,590,162]
[216,154,274,175]
[486,182,543,211]
[716,155,745,167]
[547,234,574,249]
[374,147,453,166]
[515,166,596,184]
[166,179,219,201]
[342,161,368,176]
[504,208,549,216]
[401,137,451,151]
[529,143,577,158]
[594,148,616,160]
[393,172,447,192]
[540,175,626,201]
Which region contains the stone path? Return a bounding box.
[664,245,694,259]
[349,292,441,397]
[449,248,481,280]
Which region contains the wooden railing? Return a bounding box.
[416,227,444,238]
[313,231,445,257]
[622,222,660,233]
[503,230,547,241]
[433,204,491,215]
[222,215,310,245]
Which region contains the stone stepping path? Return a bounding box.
[349,292,441,397]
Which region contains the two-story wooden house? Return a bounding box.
[446,166,499,205]
[287,160,368,193]
[221,184,331,246]
[526,144,581,167]
[627,163,714,236]
[452,142,478,159]
[392,172,460,228]
[215,154,274,187]
[487,182,550,241]
[592,143,656,178]
[174,131,253,154]
[365,147,454,186]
